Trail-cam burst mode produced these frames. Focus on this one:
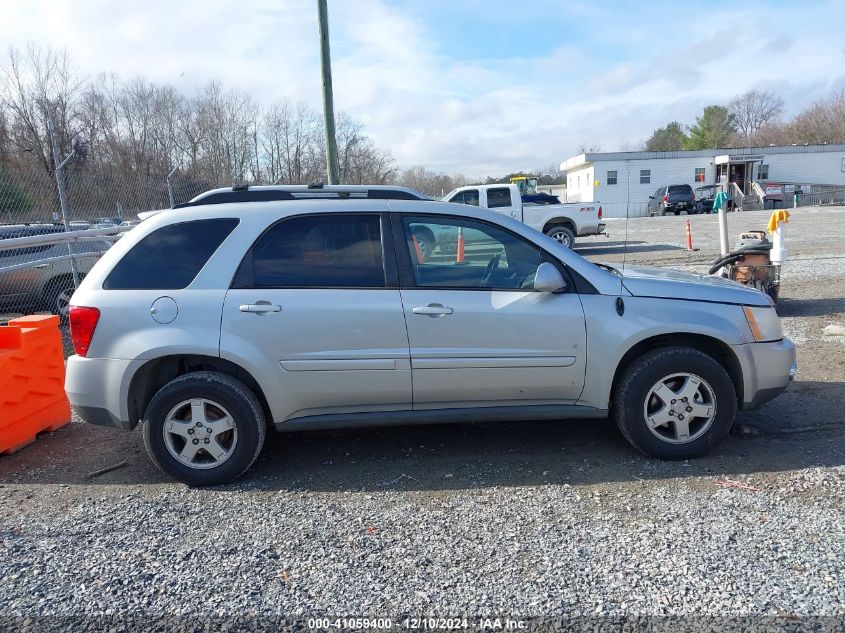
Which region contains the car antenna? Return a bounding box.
[621,164,630,287]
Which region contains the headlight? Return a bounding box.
[743,306,784,342]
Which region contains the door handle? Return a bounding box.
[33,263,49,269]
[239,302,282,314]
[412,304,454,316]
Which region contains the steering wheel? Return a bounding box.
[480,254,501,287]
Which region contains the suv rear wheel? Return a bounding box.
[613,347,736,459]
[142,372,266,486]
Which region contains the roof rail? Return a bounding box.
[173,184,430,208]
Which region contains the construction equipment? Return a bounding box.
[510,176,539,195]
[708,230,781,303]
[510,176,560,205]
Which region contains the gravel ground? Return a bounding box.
[1,206,844,631]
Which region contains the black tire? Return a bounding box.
[42,275,78,323]
[674,210,681,216]
[613,347,737,459]
[142,372,266,486]
[544,225,576,248]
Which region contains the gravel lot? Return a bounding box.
[1,207,844,630]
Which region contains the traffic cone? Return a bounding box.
[685,219,694,251]
[456,227,465,263]
[412,235,425,263]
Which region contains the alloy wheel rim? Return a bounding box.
[56,288,74,317]
[642,372,717,444]
[551,230,570,246]
[163,399,238,469]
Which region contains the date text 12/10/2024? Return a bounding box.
[307,617,527,630]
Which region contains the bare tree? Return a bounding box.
[0,46,410,214]
[396,165,471,197]
[787,90,845,145]
[577,142,602,154]
[0,45,84,177]
[729,90,784,142]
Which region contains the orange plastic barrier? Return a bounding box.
[0,315,71,454]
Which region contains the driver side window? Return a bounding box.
[402,216,544,290]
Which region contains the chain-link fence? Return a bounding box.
[0,159,218,324]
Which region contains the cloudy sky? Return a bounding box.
[2,0,844,175]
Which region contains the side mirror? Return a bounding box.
[648,195,654,199]
[534,262,567,293]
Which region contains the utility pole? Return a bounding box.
[317,0,340,184]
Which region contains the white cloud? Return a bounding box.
[2,0,843,176]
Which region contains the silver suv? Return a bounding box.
[65,185,796,485]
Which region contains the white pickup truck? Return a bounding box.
[441,183,605,247]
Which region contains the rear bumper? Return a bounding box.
[72,404,133,430]
[734,338,797,410]
[65,355,141,430]
[577,223,607,236]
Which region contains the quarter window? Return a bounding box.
[640,169,651,184]
[607,170,618,185]
[487,187,512,208]
[103,219,238,290]
[402,216,545,290]
[695,168,706,182]
[233,214,385,289]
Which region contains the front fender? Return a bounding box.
[578,295,751,409]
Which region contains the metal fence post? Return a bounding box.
[166,167,177,208]
[46,110,80,287]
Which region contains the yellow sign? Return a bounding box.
[594,180,600,187]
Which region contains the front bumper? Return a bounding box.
[734,338,797,410]
[65,355,141,430]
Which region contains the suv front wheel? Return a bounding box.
[613,347,736,459]
[142,372,266,486]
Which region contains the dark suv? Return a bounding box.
[648,185,696,216]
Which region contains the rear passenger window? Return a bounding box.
[233,214,385,289]
[487,187,512,208]
[449,190,479,206]
[103,219,238,290]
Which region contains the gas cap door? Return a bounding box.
[150,296,178,324]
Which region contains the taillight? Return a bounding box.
[663,194,668,203]
[597,206,603,219]
[69,306,100,357]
